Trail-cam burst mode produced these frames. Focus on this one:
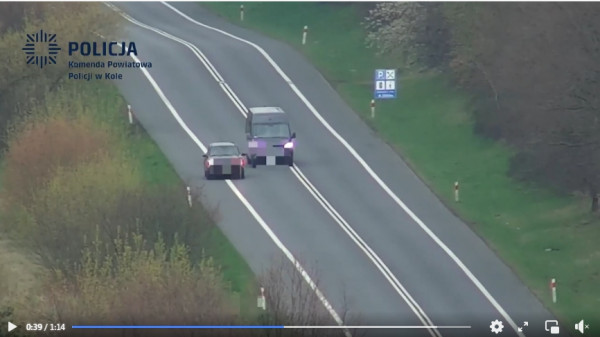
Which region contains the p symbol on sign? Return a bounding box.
[377,70,384,79]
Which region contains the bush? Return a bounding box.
[5,151,217,274]
[3,111,115,207]
[108,183,217,262]
[37,230,239,337]
[20,152,139,270]
[1,82,219,279]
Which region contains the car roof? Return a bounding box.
[210,142,236,147]
[249,106,285,114]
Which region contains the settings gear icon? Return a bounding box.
[490,319,504,334]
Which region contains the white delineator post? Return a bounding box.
[370,99,376,119]
[454,181,460,202]
[240,4,244,21]
[187,186,192,208]
[302,25,308,45]
[550,278,557,303]
[257,287,266,310]
[127,104,133,125]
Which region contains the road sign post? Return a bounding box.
[374,69,397,100]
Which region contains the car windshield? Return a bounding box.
[210,145,239,156]
[252,123,290,138]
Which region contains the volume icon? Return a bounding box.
[575,320,585,334]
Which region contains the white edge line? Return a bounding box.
[160,3,525,337]
[106,8,350,337]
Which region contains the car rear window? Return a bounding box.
[210,146,239,156]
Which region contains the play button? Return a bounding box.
[8,322,17,332]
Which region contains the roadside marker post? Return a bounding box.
[454,181,459,202]
[257,287,266,310]
[370,99,376,119]
[187,186,192,208]
[127,104,133,125]
[240,5,244,21]
[550,278,557,303]
[302,25,308,45]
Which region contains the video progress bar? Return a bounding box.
[72,325,471,329]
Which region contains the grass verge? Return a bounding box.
[203,2,600,326]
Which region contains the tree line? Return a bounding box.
[364,3,600,211]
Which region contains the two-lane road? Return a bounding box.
[109,3,559,337]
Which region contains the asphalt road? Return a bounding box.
[109,3,562,337]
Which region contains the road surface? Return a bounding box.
[108,3,561,337]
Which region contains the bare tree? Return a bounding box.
[254,256,362,337]
[38,230,240,337]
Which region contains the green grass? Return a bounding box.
[203,2,600,326]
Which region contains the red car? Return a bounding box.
[203,142,246,180]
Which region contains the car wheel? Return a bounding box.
[205,171,211,180]
[241,167,245,179]
[288,152,294,167]
[251,155,257,168]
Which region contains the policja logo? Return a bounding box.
[22,29,61,69]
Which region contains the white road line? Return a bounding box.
[105,5,349,336]
[111,6,441,336]
[161,4,525,337]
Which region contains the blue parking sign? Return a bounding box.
[374,69,397,99]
